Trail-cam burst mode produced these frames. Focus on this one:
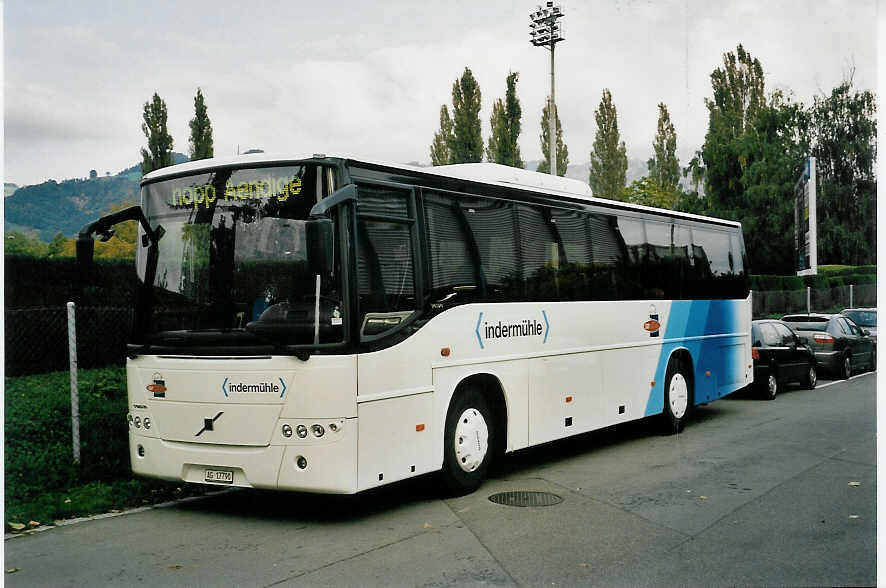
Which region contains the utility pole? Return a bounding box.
[530,2,565,176]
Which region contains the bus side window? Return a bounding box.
[550,208,592,301]
[356,188,416,338]
[516,204,560,301]
[587,213,622,301]
[459,197,519,302]
[423,192,481,309]
[615,216,645,299]
[645,220,681,299]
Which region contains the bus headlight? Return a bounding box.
[311,424,325,438]
[296,425,308,438]
[134,416,142,429]
[143,417,151,430]
[282,424,293,438]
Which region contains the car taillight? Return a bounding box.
[752,348,760,360]
[813,333,835,344]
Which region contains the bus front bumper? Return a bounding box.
[129,419,358,494]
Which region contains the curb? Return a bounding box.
[5,487,238,540]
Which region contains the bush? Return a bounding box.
[4,367,205,526]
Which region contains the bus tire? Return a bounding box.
[662,358,691,434]
[441,386,493,496]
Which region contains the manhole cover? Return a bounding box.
[488,491,563,507]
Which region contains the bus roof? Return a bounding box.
[142,152,741,229]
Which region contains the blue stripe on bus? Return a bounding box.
[644,300,743,416]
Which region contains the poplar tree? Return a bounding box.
[449,67,483,163]
[189,87,214,161]
[536,99,569,176]
[647,103,680,194]
[429,105,454,166]
[588,89,627,199]
[140,92,174,175]
[701,44,765,213]
[486,72,524,168]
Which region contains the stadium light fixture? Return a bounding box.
[530,2,565,176]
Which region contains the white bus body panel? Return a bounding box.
[127,355,359,493]
[128,296,752,494]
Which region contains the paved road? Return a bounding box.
[5,372,876,587]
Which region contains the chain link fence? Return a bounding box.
[753,283,876,318]
[6,306,133,377]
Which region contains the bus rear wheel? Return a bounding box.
[662,359,692,434]
[441,386,493,495]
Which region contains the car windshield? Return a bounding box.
[843,310,876,328]
[135,164,343,347]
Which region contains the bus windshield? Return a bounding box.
[136,164,343,348]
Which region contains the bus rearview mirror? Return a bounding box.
[306,218,334,276]
[76,236,95,270]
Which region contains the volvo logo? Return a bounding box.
[195,412,224,437]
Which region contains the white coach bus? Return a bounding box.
[78,154,753,495]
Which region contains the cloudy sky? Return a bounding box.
[3,0,878,187]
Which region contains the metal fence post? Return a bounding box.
[850,284,854,308]
[67,302,81,464]
[807,286,811,314]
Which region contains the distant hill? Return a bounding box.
[5,153,188,240]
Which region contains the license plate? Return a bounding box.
[204,469,233,484]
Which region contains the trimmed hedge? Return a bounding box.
[5,255,137,308]
[750,266,877,292]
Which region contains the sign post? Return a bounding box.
[795,156,817,276]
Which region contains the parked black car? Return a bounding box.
[840,308,877,340]
[751,319,817,400]
[782,313,876,379]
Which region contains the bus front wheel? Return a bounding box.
[441,387,493,495]
[662,359,692,434]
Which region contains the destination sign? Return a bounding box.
[170,175,303,209]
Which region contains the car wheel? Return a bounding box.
[840,354,852,380]
[801,361,817,389]
[441,386,493,495]
[761,369,778,400]
[662,358,692,433]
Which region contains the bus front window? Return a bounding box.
[137,164,343,348]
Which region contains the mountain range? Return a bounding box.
[5,155,651,241]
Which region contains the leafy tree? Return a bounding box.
[89,170,98,179]
[588,89,628,199]
[188,87,214,161]
[701,44,765,213]
[4,232,49,257]
[140,92,174,176]
[683,150,706,195]
[536,99,569,176]
[806,76,877,266]
[429,105,454,166]
[486,72,524,168]
[448,67,483,163]
[622,177,678,209]
[647,103,680,194]
[47,232,68,257]
[733,92,809,273]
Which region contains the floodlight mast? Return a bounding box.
[530,2,565,176]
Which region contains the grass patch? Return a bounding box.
[5,367,206,529]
